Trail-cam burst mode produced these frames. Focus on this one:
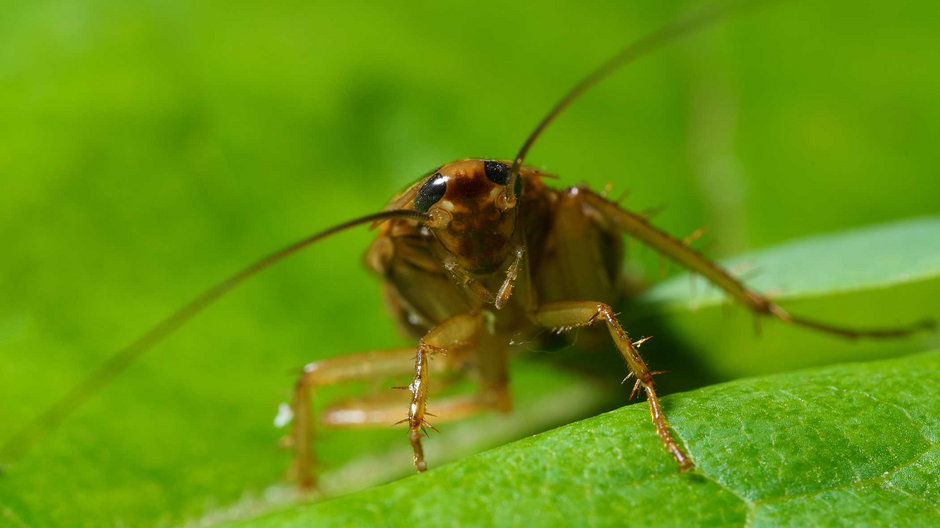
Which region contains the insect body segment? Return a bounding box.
[288,161,693,487]
[411,160,520,275]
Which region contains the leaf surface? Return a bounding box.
[1,216,938,528]
[223,350,940,528]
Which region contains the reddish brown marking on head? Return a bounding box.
[442,164,491,201]
[412,159,518,274]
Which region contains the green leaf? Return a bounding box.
[221,350,940,528]
[2,216,936,528]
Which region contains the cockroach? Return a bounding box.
[2,1,932,492]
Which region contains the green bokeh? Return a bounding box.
[1,0,938,526]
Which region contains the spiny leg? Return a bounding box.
[290,347,450,489]
[322,393,500,429]
[319,343,510,469]
[582,190,934,338]
[407,341,436,471]
[406,313,485,472]
[535,300,693,471]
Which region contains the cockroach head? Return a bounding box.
[411,158,521,273]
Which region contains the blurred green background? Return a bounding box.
[1,0,938,526]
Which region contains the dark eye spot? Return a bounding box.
[414,173,447,212]
[484,160,510,184]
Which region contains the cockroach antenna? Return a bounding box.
[1,0,768,471]
[0,209,428,464]
[504,0,783,204]
[0,0,784,472]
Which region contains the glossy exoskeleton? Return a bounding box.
[286,155,927,488]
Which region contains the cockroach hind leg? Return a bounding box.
[582,190,934,341]
[534,301,694,471]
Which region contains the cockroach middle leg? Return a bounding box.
[318,355,509,473]
[289,312,508,485]
[534,300,694,471]
[323,392,499,429]
[290,346,442,489]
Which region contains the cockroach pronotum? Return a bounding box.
[2,1,933,492]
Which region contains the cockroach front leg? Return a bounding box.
[535,300,694,471]
[582,190,934,338]
[406,313,484,472]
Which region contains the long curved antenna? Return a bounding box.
[506,0,772,199]
[0,209,427,464]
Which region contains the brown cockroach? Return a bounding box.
[2,2,932,490]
